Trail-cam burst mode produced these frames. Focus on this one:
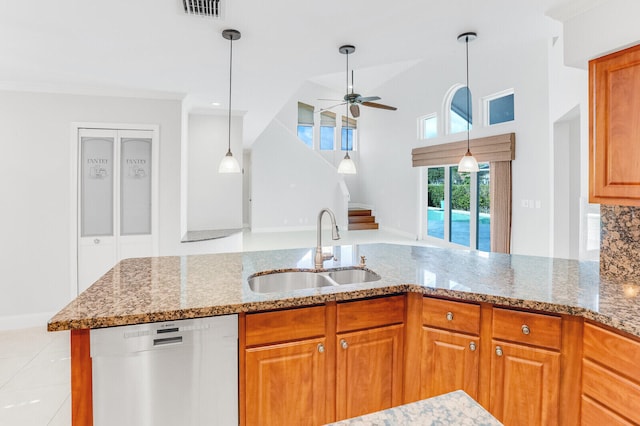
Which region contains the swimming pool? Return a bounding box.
[427,208,490,251]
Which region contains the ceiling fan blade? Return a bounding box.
[356,96,381,103]
[350,104,360,118]
[317,102,347,113]
[361,101,397,111]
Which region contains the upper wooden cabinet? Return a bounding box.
[590,43,640,206]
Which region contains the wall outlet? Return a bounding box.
[522,199,529,208]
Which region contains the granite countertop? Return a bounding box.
[48,243,640,337]
[326,390,502,426]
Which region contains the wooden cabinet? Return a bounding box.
[335,325,404,419]
[241,295,405,425]
[242,305,329,426]
[489,308,562,426]
[245,338,327,426]
[335,296,405,420]
[489,340,560,425]
[589,43,640,206]
[582,322,640,425]
[419,298,480,400]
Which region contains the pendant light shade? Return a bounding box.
[218,150,241,173]
[218,29,241,174]
[338,152,357,174]
[457,31,480,173]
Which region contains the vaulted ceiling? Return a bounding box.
[0,0,600,145]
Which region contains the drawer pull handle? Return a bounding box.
[317,343,325,353]
[446,312,454,321]
[495,346,503,357]
[469,341,477,352]
[521,325,531,335]
[340,339,348,350]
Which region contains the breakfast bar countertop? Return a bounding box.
[325,390,502,426]
[48,243,640,338]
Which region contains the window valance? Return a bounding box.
[412,133,515,167]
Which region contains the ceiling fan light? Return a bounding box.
[338,152,357,174]
[458,150,480,173]
[218,150,241,173]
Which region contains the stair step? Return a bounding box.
[348,209,372,217]
[349,216,375,224]
[348,222,379,231]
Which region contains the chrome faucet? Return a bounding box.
[315,208,341,269]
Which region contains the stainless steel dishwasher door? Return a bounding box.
[90,315,238,426]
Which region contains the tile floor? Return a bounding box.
[0,228,426,425]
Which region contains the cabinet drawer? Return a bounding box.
[584,322,640,383]
[492,308,561,350]
[422,297,480,335]
[581,395,634,426]
[582,359,640,424]
[337,295,405,333]
[245,305,326,346]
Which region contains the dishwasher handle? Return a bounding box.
[153,336,183,347]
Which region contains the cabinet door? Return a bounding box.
[420,327,479,400]
[590,43,640,205]
[245,338,327,426]
[490,340,560,426]
[336,325,404,420]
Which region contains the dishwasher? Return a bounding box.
[90,315,238,426]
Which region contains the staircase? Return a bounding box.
[348,209,379,231]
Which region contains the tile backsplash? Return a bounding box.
[600,204,640,279]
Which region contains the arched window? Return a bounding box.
[449,86,472,134]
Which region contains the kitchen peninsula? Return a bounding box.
[49,243,640,425]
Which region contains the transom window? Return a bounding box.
[485,91,515,126]
[297,102,314,148]
[320,111,336,151]
[450,86,472,134]
[419,114,438,140]
[341,116,357,151]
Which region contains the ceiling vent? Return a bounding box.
[182,0,223,19]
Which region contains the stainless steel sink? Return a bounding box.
[248,268,381,293]
[248,271,333,293]
[326,268,381,285]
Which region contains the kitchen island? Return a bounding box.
[48,243,640,425]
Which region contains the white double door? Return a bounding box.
[77,128,158,294]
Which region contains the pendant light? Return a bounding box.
[218,29,242,174]
[457,32,480,173]
[338,44,357,175]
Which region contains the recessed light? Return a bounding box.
[211,102,221,106]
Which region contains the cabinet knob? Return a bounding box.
[521,324,531,335]
[446,312,454,321]
[317,343,325,353]
[469,341,477,352]
[340,339,348,350]
[94,238,100,244]
[495,346,503,357]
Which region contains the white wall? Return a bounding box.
[251,119,348,231]
[562,0,640,68]
[0,90,182,328]
[187,113,243,231]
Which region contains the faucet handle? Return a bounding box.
[360,256,367,267]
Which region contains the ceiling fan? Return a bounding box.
[320,45,397,118]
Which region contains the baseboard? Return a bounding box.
[250,225,316,233]
[378,225,418,240]
[0,311,56,331]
